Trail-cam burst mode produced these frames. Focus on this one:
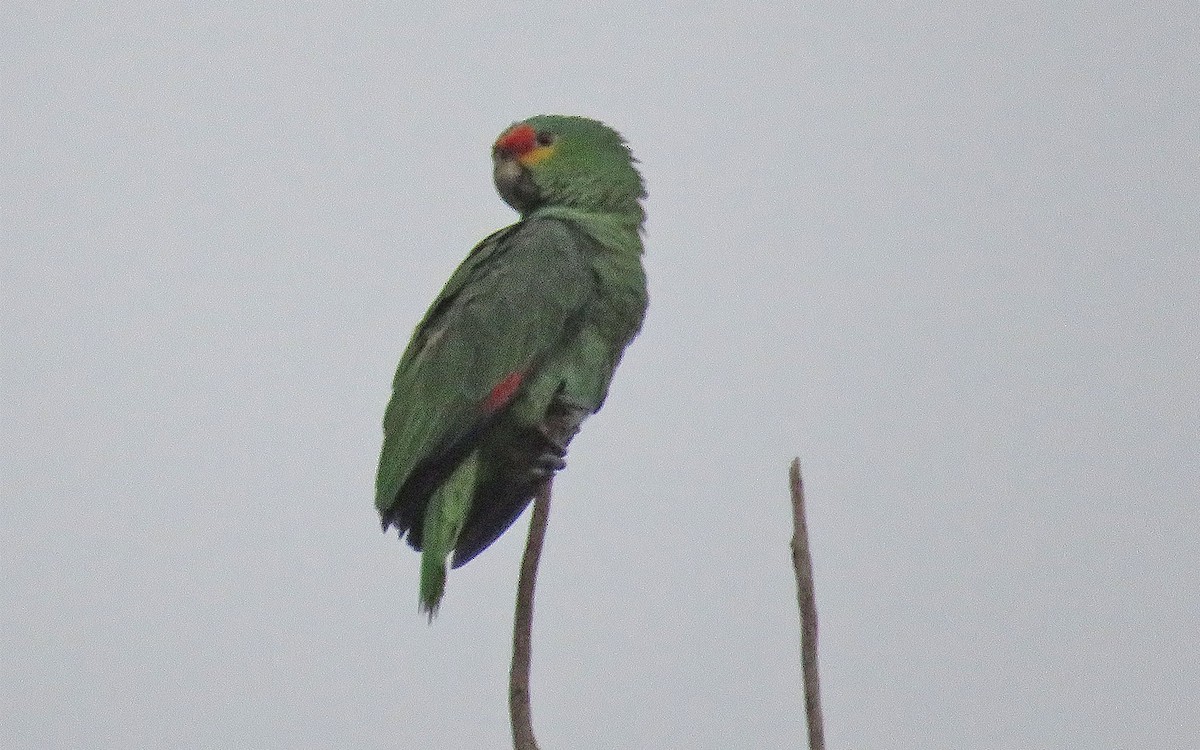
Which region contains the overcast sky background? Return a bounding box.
[4,2,1197,748]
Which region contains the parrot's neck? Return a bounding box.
[529,205,644,255]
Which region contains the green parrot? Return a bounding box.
[376,115,648,616]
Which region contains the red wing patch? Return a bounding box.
[483,370,526,412]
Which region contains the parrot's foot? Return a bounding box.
[525,395,589,484]
[528,427,569,481]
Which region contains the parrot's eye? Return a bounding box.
[535,130,556,147]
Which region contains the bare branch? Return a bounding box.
[510,479,552,750]
[789,458,825,750]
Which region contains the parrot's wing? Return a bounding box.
[375,217,595,540]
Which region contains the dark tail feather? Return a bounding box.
[450,480,538,568]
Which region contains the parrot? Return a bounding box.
[375,115,648,616]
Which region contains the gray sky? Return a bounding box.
[4,2,1197,748]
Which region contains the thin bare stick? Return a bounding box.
[789,458,825,750]
[510,479,552,750]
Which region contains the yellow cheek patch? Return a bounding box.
[519,142,558,166]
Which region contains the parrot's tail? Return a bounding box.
[418,452,479,618]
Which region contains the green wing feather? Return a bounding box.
[375,217,597,612]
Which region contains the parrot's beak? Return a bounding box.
[492,152,520,180]
[493,148,539,214]
[493,155,523,188]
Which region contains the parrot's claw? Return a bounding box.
[530,450,567,480]
[527,397,587,483]
[536,426,570,456]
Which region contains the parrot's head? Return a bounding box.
[492,115,645,224]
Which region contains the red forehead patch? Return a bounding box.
[494,123,537,156]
